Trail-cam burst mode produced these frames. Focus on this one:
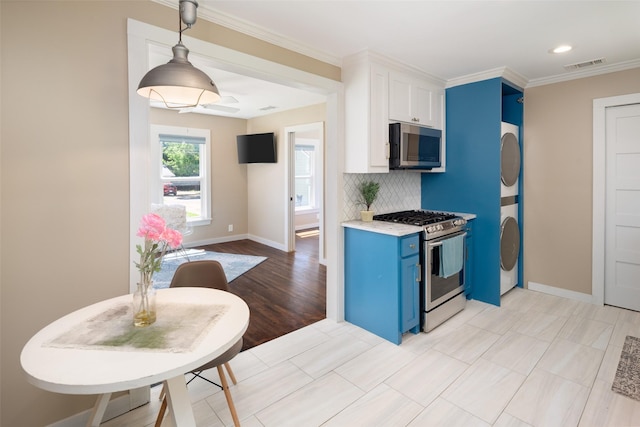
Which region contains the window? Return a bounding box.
[150,125,211,226]
[295,143,318,211]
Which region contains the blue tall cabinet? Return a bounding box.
[421,78,523,306]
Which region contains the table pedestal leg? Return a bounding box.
[86,392,112,427]
[164,376,196,427]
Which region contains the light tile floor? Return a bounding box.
[103,288,640,427]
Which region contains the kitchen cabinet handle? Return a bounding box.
[409,243,416,249]
[385,142,390,159]
[415,263,422,282]
[412,117,420,122]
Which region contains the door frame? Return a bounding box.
[284,122,325,263]
[592,92,640,305]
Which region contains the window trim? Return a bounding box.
[294,140,320,212]
[150,124,212,226]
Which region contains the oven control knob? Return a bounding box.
[426,226,434,233]
[437,224,444,231]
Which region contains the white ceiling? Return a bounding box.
[148,47,328,119]
[151,0,640,118]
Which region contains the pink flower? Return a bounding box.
[162,228,183,249]
[137,213,166,241]
[134,213,184,283]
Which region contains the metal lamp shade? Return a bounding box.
[137,43,220,108]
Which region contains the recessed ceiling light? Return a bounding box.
[550,45,573,54]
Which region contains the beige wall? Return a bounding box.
[296,211,320,230]
[150,109,250,241]
[0,1,339,425]
[247,104,326,248]
[523,68,640,295]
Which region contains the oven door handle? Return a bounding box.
[427,231,467,250]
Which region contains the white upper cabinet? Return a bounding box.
[344,54,390,173]
[389,71,443,129]
[343,51,446,173]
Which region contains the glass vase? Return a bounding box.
[133,282,156,327]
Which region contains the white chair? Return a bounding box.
[151,204,193,259]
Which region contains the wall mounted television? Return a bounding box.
[236,132,277,164]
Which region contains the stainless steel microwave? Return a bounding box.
[389,122,442,170]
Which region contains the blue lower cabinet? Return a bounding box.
[464,220,474,298]
[344,227,421,344]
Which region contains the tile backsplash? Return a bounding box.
[343,171,422,220]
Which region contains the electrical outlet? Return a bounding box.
[228,224,233,232]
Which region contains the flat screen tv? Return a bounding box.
[236,132,277,164]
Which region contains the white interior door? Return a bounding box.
[287,130,296,252]
[604,103,640,311]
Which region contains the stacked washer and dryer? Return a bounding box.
[500,123,521,296]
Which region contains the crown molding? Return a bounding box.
[445,67,528,90]
[151,0,342,67]
[151,1,640,90]
[526,59,640,88]
[343,50,447,86]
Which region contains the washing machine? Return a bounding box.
[500,122,521,295]
[500,202,520,295]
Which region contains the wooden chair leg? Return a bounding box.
[224,362,238,385]
[154,396,168,427]
[217,365,241,427]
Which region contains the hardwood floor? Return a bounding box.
[197,229,326,351]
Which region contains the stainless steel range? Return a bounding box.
[373,210,468,332]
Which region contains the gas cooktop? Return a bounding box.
[373,210,457,226]
[373,210,467,240]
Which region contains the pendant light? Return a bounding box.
[137,0,220,108]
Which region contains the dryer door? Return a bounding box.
[501,132,521,187]
[500,216,520,271]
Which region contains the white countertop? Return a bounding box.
[451,212,477,221]
[342,220,423,237]
[342,211,476,237]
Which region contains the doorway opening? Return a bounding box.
[285,122,325,263]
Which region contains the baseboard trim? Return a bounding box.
[185,234,249,247]
[296,222,319,231]
[527,281,598,305]
[184,234,286,252]
[247,234,286,251]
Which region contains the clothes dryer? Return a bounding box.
[501,122,520,197]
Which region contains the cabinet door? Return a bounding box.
[400,253,420,333]
[414,83,437,128]
[389,72,440,128]
[389,72,414,124]
[369,63,390,169]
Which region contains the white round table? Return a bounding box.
[21,287,249,427]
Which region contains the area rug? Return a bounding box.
[612,335,640,402]
[153,249,267,289]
